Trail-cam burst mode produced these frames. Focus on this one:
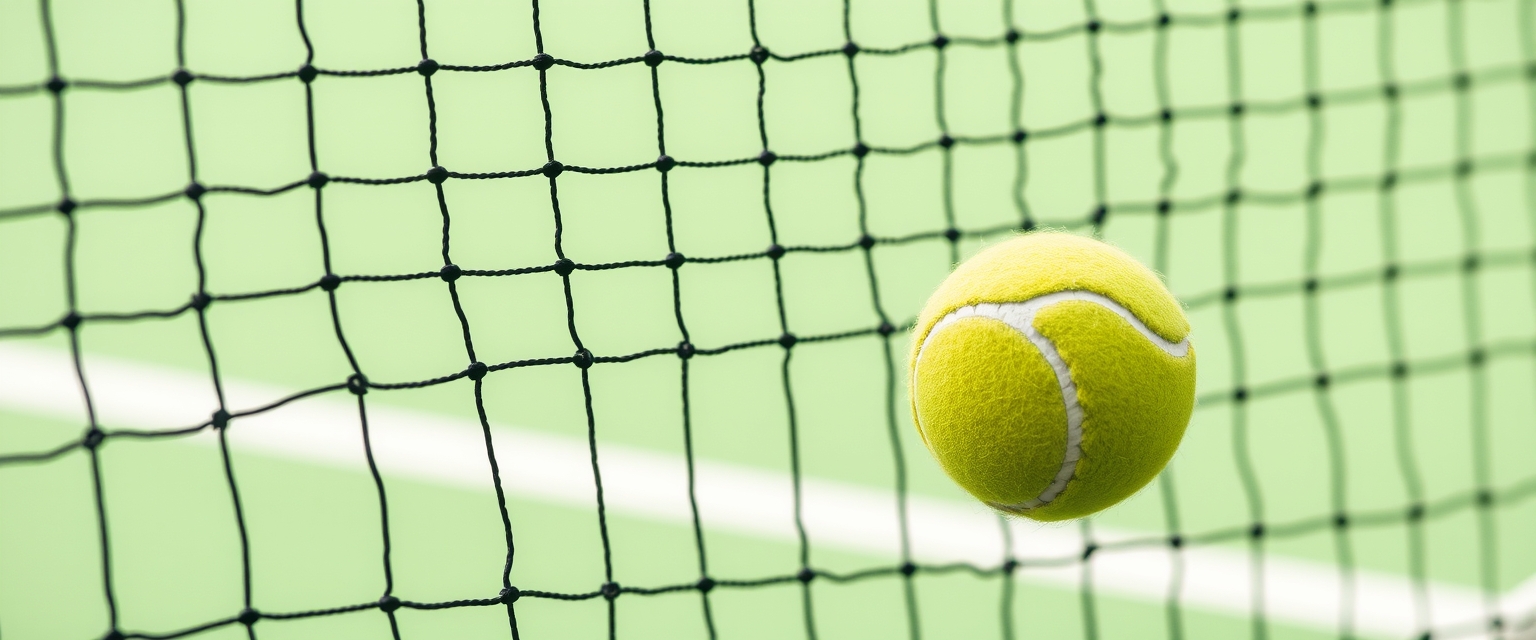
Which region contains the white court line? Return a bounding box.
[1,343,1530,638]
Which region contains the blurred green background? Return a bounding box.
[3,0,1536,638]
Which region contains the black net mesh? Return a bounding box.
[2,0,1536,639]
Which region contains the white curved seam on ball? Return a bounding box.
[914,290,1191,513]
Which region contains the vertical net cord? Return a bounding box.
[1076,518,1101,640]
[743,3,817,638]
[526,2,620,637]
[1297,4,1358,638]
[1373,3,1435,635]
[928,0,959,267]
[36,0,120,636]
[362,9,407,612]
[1149,3,1187,639]
[838,3,922,640]
[1217,3,1268,639]
[356,358,399,640]
[290,0,367,383]
[1004,3,1033,234]
[1083,0,1109,242]
[996,515,1017,640]
[1443,0,1503,630]
[293,0,368,383]
[411,1,527,638]
[999,3,1025,637]
[166,0,259,637]
[1078,2,1112,638]
[292,0,406,637]
[637,2,719,637]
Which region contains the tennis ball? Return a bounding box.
[909,232,1195,521]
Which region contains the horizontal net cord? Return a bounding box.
[3,61,1531,227]
[6,146,1534,235]
[0,0,1485,98]
[22,474,1521,640]
[4,232,1533,360]
[1,320,1529,414]
[5,335,1534,548]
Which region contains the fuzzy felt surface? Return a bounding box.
[910,232,1189,354]
[1019,300,1195,521]
[909,231,1195,521]
[913,317,1066,507]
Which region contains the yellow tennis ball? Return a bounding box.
[909,231,1195,521]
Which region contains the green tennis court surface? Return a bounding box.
[4,0,1536,638]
